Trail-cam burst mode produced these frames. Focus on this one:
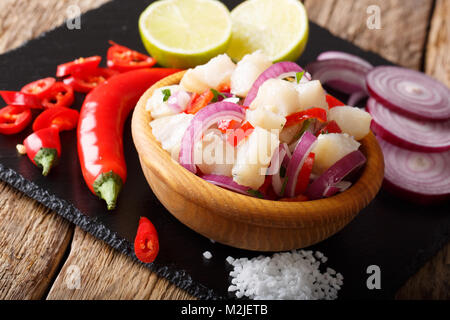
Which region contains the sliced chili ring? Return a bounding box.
[63,68,119,93]
[134,217,159,263]
[0,106,32,135]
[20,77,56,100]
[0,91,43,108]
[56,56,102,78]
[32,106,79,132]
[107,41,157,73]
[41,82,74,109]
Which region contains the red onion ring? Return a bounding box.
[200,174,250,196]
[179,102,245,173]
[167,90,190,113]
[366,66,450,121]
[317,51,374,70]
[284,132,318,198]
[243,62,308,106]
[323,181,352,198]
[377,136,450,204]
[367,98,450,152]
[306,59,371,95]
[347,91,367,106]
[306,150,366,200]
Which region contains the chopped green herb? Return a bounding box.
[293,119,312,141]
[210,88,228,102]
[280,177,289,197]
[248,189,264,199]
[162,89,171,102]
[280,165,287,178]
[296,71,305,84]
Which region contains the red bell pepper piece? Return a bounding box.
[107,41,157,73]
[186,89,214,114]
[0,106,32,135]
[0,91,43,108]
[295,152,315,196]
[285,108,327,127]
[134,216,159,264]
[218,119,241,134]
[20,77,56,100]
[227,121,254,147]
[78,68,181,210]
[56,56,102,78]
[326,94,345,109]
[32,106,79,132]
[23,126,61,176]
[317,120,342,136]
[63,68,119,93]
[41,82,75,109]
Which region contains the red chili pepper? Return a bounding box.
[185,89,214,114]
[78,68,181,210]
[0,106,32,135]
[107,41,157,73]
[134,216,159,264]
[63,68,119,93]
[32,106,79,132]
[285,108,327,127]
[317,120,342,136]
[326,94,345,109]
[217,82,231,93]
[41,82,75,109]
[23,126,61,176]
[0,91,43,108]
[56,56,102,78]
[20,77,56,100]
[295,152,315,196]
[226,121,254,146]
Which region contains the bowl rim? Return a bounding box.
[131,71,385,229]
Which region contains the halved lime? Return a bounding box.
[227,0,309,62]
[139,0,232,69]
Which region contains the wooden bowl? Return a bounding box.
[131,71,385,252]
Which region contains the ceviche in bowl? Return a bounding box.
[131,52,384,251]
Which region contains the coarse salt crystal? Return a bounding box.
[202,251,212,259]
[226,250,343,300]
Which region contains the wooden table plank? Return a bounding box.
[0,183,73,299]
[303,0,434,70]
[46,228,194,300]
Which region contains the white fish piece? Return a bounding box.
[311,133,360,175]
[194,129,235,177]
[150,113,195,160]
[246,107,286,131]
[232,127,280,189]
[249,79,300,117]
[296,80,328,112]
[180,54,236,93]
[230,50,272,97]
[329,106,372,140]
[146,85,190,119]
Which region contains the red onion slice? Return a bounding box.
[377,136,450,204]
[306,151,366,200]
[200,174,250,196]
[366,66,450,121]
[270,144,291,196]
[167,90,191,113]
[179,102,245,173]
[306,59,371,95]
[317,51,374,70]
[243,62,308,106]
[347,91,367,106]
[323,181,352,198]
[367,98,450,152]
[284,132,318,198]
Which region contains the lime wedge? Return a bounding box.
[139,0,232,69]
[227,0,309,62]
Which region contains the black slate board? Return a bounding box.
[0,0,448,300]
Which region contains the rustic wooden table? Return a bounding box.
[0,0,448,300]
